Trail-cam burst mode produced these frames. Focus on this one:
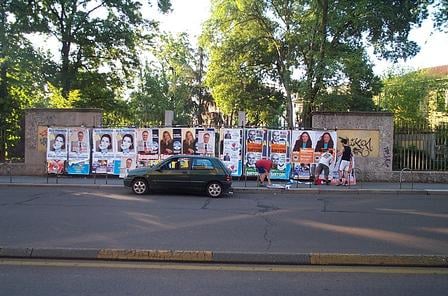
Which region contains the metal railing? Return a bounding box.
[399,168,414,189]
[394,122,448,171]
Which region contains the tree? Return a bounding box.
[377,69,448,125]
[201,0,431,128]
[28,0,171,97]
[130,33,202,126]
[0,0,53,161]
[434,0,448,32]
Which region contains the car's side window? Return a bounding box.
[192,158,214,170]
[161,158,190,170]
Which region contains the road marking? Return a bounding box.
[1,259,447,275]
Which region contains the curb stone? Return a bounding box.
[1,247,447,267]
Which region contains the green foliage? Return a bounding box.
[434,0,448,32]
[201,0,431,128]
[46,83,80,108]
[377,69,448,125]
[129,33,203,126]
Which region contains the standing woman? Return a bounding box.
[293,132,312,152]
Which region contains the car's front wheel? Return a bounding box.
[206,182,223,198]
[131,178,148,195]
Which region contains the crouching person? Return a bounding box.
[255,158,275,187]
[314,149,334,185]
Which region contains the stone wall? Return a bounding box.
[24,108,102,175]
[312,112,394,180]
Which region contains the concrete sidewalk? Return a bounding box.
[1,247,447,267]
[1,175,448,195]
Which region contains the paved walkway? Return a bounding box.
[1,175,448,193]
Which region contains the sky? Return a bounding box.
[154,0,448,76]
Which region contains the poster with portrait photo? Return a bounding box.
[113,128,137,175]
[67,127,90,175]
[159,128,174,159]
[119,156,137,178]
[46,128,68,174]
[268,130,291,180]
[92,128,115,174]
[244,152,262,176]
[220,128,242,177]
[116,128,136,156]
[182,128,196,155]
[196,128,215,156]
[136,128,159,167]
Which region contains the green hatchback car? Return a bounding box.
[124,155,233,197]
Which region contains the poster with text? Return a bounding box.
[182,128,197,155]
[268,129,290,180]
[113,128,137,175]
[159,128,174,159]
[92,128,115,174]
[197,129,215,156]
[245,128,266,176]
[67,127,90,175]
[119,156,137,178]
[46,128,68,174]
[220,128,242,177]
[290,130,337,180]
[172,128,183,155]
[136,128,160,167]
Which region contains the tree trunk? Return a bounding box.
[0,2,8,161]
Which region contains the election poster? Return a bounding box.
[220,128,242,177]
[136,128,159,167]
[67,127,90,175]
[268,129,290,180]
[47,128,68,174]
[159,128,175,159]
[182,128,196,155]
[119,156,137,178]
[114,128,137,175]
[172,128,183,155]
[290,130,338,180]
[197,129,215,156]
[245,128,266,176]
[92,128,115,174]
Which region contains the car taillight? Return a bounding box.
[225,175,231,182]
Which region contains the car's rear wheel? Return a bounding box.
[131,178,148,195]
[206,182,222,198]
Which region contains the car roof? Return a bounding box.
[165,155,220,160]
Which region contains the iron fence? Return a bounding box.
[393,122,448,171]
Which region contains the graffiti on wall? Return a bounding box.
[383,146,391,168]
[337,130,380,158]
[37,126,48,152]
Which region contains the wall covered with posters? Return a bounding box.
[45,126,354,182]
[10,109,448,182]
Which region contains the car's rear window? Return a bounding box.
[192,158,214,170]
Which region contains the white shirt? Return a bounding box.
[318,152,333,167]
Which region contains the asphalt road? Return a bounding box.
[1,187,447,255]
[1,259,447,296]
